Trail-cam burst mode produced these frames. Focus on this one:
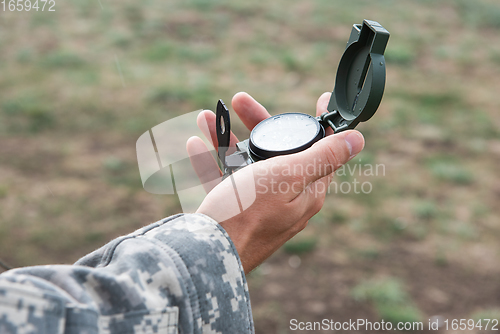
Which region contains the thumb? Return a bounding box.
[290,130,364,187]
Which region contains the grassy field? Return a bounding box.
[1,0,500,332]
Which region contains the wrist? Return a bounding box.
[219,217,293,274]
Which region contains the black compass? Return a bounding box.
[216,20,390,177]
[249,113,325,160]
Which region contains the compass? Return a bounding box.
[216,20,390,177]
[249,113,325,160]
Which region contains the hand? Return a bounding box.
[186,92,334,193]
[187,92,364,273]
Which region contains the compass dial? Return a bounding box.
[249,113,325,160]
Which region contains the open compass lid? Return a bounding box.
[325,19,390,131]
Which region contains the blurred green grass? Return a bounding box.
[1,0,500,332]
[352,277,423,326]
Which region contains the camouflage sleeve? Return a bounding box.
[0,213,254,334]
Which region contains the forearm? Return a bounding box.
[0,214,254,334]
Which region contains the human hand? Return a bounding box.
[186,92,335,193]
[187,92,364,273]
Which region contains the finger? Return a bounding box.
[304,174,332,214]
[289,173,331,223]
[287,173,332,234]
[186,136,222,194]
[197,110,239,152]
[231,92,271,131]
[316,92,331,117]
[316,92,334,136]
[285,130,364,196]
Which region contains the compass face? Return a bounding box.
[249,113,325,160]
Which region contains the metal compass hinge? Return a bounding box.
[317,110,350,133]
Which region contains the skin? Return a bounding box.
[186,92,364,274]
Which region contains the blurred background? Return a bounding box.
[1,0,500,332]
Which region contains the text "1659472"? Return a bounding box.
[2,0,55,11]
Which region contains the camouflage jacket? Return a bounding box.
[0,213,254,334]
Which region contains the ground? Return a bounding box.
[0,0,499,333]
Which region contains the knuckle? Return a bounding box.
[322,144,343,172]
[290,220,308,235]
[312,196,325,214]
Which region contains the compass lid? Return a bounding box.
[327,19,390,130]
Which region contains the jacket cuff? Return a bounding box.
[78,213,254,334]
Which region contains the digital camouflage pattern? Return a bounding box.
[0,213,254,334]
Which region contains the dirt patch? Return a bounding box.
[249,241,500,333]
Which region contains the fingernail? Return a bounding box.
[344,132,364,160]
